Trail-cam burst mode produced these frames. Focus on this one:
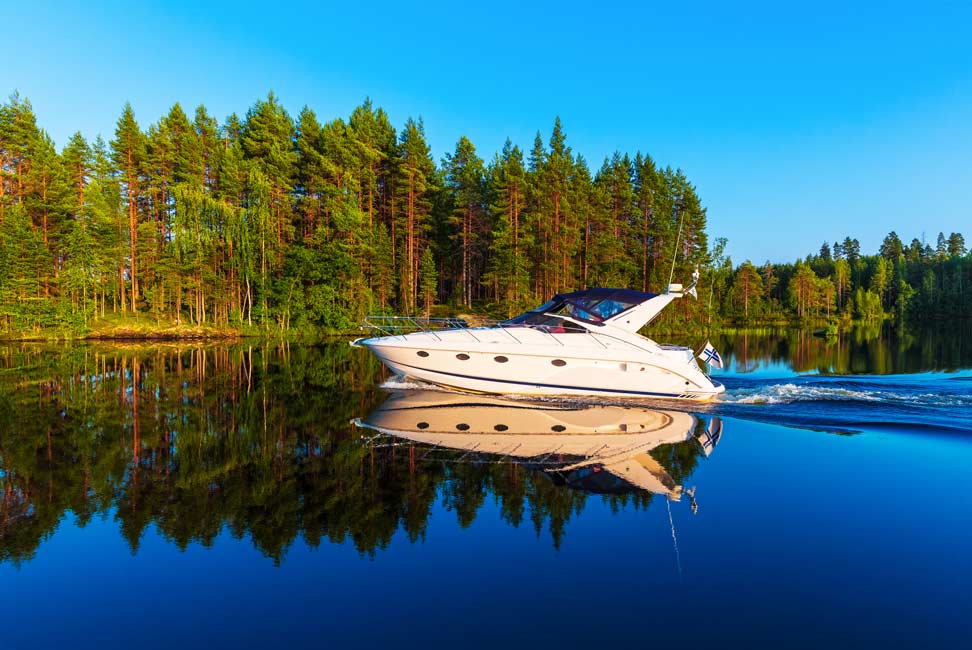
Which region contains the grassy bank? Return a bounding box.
[0,313,344,342]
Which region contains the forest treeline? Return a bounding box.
[0,91,966,335]
[716,232,969,327]
[0,92,707,334]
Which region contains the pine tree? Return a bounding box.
[870,257,890,308]
[936,232,948,259]
[544,117,574,293]
[732,261,764,320]
[0,93,41,217]
[24,131,67,299]
[295,106,325,240]
[418,245,437,317]
[349,100,397,303]
[0,205,46,326]
[666,169,708,287]
[242,92,296,264]
[194,105,219,191]
[486,140,531,312]
[842,237,861,264]
[762,261,777,303]
[526,131,547,296]
[111,103,143,311]
[591,153,635,287]
[394,118,435,312]
[349,99,396,227]
[833,257,851,310]
[64,205,96,322]
[879,231,903,260]
[443,136,485,306]
[819,242,832,261]
[633,153,660,292]
[947,232,966,258]
[61,132,91,214]
[788,263,817,318]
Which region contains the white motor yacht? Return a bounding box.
[353,283,725,400]
[354,390,724,498]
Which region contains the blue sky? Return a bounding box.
[1,0,969,263]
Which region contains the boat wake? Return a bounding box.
[377,372,972,436]
[712,375,972,435]
[722,380,972,408]
[379,377,440,391]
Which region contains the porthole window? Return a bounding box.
[417,350,429,357]
[417,422,429,429]
[551,425,566,432]
[456,423,470,431]
[456,353,470,360]
[494,356,509,363]
[551,359,566,367]
[494,424,508,432]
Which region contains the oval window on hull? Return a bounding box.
[456,423,470,431]
[417,422,429,429]
[494,356,509,363]
[551,359,566,367]
[551,425,566,432]
[456,353,470,360]
[494,424,508,432]
[417,350,429,357]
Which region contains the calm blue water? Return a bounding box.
[1,335,970,648]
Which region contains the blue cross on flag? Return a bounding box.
[698,340,724,369]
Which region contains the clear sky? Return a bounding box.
[1,0,969,263]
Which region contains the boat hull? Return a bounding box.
[356,332,725,400]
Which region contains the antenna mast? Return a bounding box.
[667,205,686,292]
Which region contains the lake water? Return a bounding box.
[1,327,970,648]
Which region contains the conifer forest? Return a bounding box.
[0,92,967,336]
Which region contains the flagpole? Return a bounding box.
[667,206,685,292]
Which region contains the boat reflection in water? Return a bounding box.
[355,390,724,502]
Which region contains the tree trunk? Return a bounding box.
[128,154,138,312]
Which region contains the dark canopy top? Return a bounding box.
[552,288,657,308]
[507,287,658,329]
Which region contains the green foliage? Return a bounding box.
[0,91,965,336]
[719,231,968,327]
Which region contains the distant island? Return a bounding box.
[0,92,967,340]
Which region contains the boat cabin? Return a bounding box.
[505,288,663,332]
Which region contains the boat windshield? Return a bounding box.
[506,312,589,333]
[505,288,655,329]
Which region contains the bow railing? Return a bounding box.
[361,315,505,341]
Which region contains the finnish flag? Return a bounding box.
[698,340,724,369]
[697,418,723,456]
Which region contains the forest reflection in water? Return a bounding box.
[713,321,972,375]
[1,322,964,567]
[0,341,717,567]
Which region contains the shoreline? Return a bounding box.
[0,329,359,344]
[1,314,966,345]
